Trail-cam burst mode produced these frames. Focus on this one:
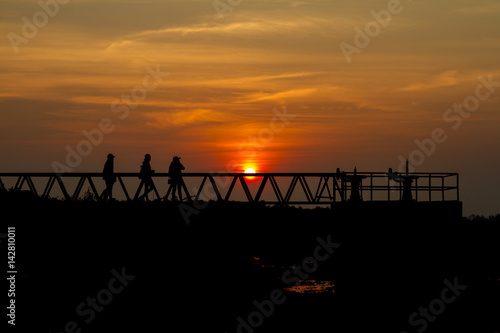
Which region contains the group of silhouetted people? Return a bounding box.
[100,154,185,201]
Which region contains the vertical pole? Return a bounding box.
[342,177,346,202]
[360,178,363,201]
[428,173,432,201]
[387,174,390,201]
[442,176,445,201]
[415,178,418,202]
[370,173,373,201]
[333,178,336,203]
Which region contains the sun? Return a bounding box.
[244,168,256,180]
[244,168,256,174]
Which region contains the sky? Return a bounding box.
[0,0,499,215]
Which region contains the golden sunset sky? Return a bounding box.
[1,0,499,215]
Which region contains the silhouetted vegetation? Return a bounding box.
[467,214,500,222]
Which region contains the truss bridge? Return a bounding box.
[0,171,459,204]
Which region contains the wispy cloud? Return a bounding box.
[192,72,325,87]
[104,12,347,51]
[144,108,235,129]
[453,1,500,14]
[398,70,460,91]
[238,88,318,103]
[105,20,293,51]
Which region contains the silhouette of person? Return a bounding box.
[346,167,366,202]
[388,161,417,201]
[168,156,185,201]
[100,154,116,200]
[139,154,155,200]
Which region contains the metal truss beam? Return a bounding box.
[0,172,460,204]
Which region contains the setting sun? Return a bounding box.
[244,168,256,180]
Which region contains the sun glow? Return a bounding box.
[244,168,256,180]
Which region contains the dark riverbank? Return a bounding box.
[1,190,499,332]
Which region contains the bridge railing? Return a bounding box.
[0,172,459,204]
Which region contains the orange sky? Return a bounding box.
[0,0,499,215]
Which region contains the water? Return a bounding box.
[250,256,335,295]
[284,279,335,294]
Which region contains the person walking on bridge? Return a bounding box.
[138,153,156,201]
[168,156,185,201]
[100,153,116,201]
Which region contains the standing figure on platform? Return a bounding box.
[347,167,366,202]
[139,154,155,201]
[168,156,185,201]
[387,160,418,201]
[100,154,116,200]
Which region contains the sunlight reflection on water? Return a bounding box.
[284,280,335,294]
[250,257,335,294]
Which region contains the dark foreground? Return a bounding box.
[1,191,499,333]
